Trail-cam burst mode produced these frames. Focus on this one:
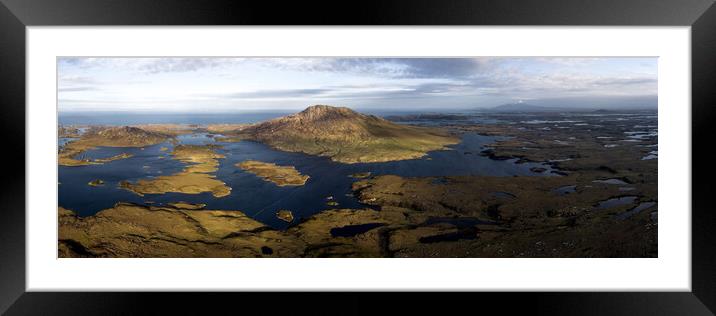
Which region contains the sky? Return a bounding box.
[57,57,657,112]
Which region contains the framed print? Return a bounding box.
[1,0,715,314]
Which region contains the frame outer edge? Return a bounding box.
[692,1,716,315]
[0,0,714,315]
[0,0,713,25]
[0,1,27,315]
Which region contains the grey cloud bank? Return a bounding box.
[58,57,657,112]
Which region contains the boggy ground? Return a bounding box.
[350,174,656,257]
[59,172,656,258]
[236,160,310,186]
[120,144,231,197]
[449,112,658,187]
[59,203,398,258]
[58,204,303,257]
[59,202,457,258]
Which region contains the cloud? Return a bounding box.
[265,58,490,79]
[59,57,243,74]
[206,82,480,101]
[57,57,658,111]
[58,75,98,85]
[388,58,490,78]
[58,86,98,92]
[198,72,656,104]
[591,77,657,86]
[138,58,239,74]
[224,88,332,99]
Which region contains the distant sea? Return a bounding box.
[58,111,294,126]
[57,110,464,126]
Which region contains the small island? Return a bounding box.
[87,179,105,187]
[120,145,231,197]
[349,172,372,179]
[167,202,206,209]
[237,160,309,186]
[276,210,294,223]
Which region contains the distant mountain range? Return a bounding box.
[488,103,566,113]
[487,103,654,113]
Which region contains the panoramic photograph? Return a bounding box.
[57,57,658,258]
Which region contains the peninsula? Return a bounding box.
[59,126,167,166]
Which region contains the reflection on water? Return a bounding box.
[490,191,517,199]
[59,133,553,229]
[615,202,657,220]
[330,223,386,237]
[419,227,479,243]
[423,217,496,227]
[58,137,76,149]
[593,178,629,185]
[552,185,576,196]
[595,196,637,209]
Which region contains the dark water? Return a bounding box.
[615,202,657,220]
[593,178,630,185]
[418,227,479,243]
[423,217,496,227]
[490,191,517,199]
[59,132,553,229]
[595,196,638,209]
[330,223,386,237]
[58,137,76,149]
[552,185,577,196]
[58,130,555,229]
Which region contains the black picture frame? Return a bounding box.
[1,0,715,314]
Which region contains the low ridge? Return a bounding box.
[84,126,169,147]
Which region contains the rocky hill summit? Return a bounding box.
[243,105,387,141]
[237,105,459,163]
[295,104,364,121]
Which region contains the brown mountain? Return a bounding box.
[235,105,459,163]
